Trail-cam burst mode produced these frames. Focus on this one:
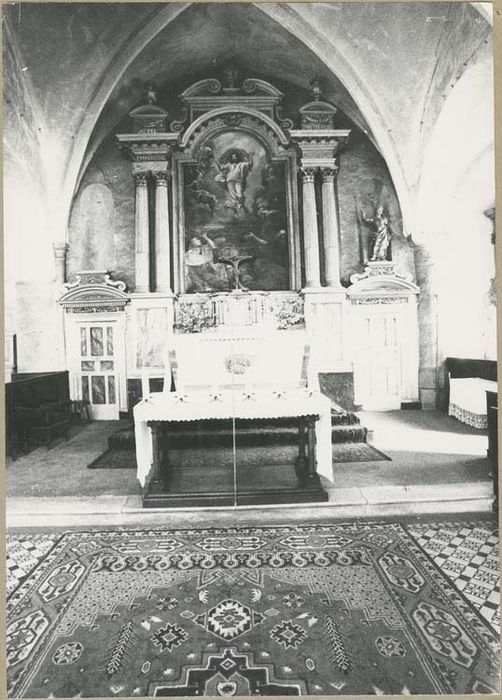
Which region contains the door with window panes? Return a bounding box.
[79,323,120,419]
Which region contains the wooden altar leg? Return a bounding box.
[147,421,171,494]
[295,417,309,485]
[306,416,321,485]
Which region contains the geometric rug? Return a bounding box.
[7,523,500,697]
[87,442,389,469]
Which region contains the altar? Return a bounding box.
[134,331,331,506]
[135,387,331,507]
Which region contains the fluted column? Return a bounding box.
[301,168,321,287]
[134,173,150,293]
[321,167,342,287]
[153,171,172,293]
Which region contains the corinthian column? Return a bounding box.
[321,167,342,287]
[301,168,321,287]
[134,173,150,293]
[153,171,172,293]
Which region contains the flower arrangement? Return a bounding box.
[174,301,216,333]
[272,297,305,329]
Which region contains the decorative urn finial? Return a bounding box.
[221,64,240,94]
[309,77,324,102]
[146,84,158,105]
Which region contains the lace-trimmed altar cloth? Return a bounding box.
[134,388,333,487]
[448,377,498,429]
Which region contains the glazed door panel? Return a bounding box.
[79,323,118,419]
[67,317,126,420]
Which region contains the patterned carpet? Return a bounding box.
[7,522,500,697]
[87,442,389,470]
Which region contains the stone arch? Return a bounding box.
[63,2,411,246]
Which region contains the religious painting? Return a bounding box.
[182,132,290,293]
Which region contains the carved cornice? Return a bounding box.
[59,271,129,313]
[173,76,292,132]
[116,133,178,165]
[351,295,411,305]
[346,262,419,302]
[291,129,350,170]
[290,129,351,146]
[181,107,290,155]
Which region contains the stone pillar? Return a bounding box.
[52,242,69,371]
[134,173,150,293]
[153,171,172,293]
[52,242,68,285]
[301,168,321,287]
[321,167,342,287]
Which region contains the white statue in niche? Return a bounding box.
[359,205,392,262]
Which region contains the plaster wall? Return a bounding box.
[411,51,495,406]
[3,23,60,370]
[67,135,135,289]
[337,131,413,284]
[436,148,496,361]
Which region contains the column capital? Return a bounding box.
[134,172,149,186]
[52,241,68,260]
[320,165,339,183]
[301,167,317,183]
[152,170,171,186]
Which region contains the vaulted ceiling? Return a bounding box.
[4,2,492,239]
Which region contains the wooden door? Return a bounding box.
[354,311,402,411]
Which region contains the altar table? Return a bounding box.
[134,387,332,507]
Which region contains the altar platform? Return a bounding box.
[6,410,495,527]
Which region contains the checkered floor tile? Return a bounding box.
[407,521,500,631]
[6,534,59,596]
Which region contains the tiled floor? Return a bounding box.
[6,534,59,596]
[407,520,499,631]
[7,520,499,633]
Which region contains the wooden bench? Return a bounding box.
[6,372,71,456]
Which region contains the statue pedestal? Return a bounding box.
[350,261,403,284]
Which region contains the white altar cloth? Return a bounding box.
[448,377,498,429]
[134,388,333,487]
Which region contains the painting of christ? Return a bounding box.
[182,131,290,293]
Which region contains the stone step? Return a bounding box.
[109,414,367,450]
